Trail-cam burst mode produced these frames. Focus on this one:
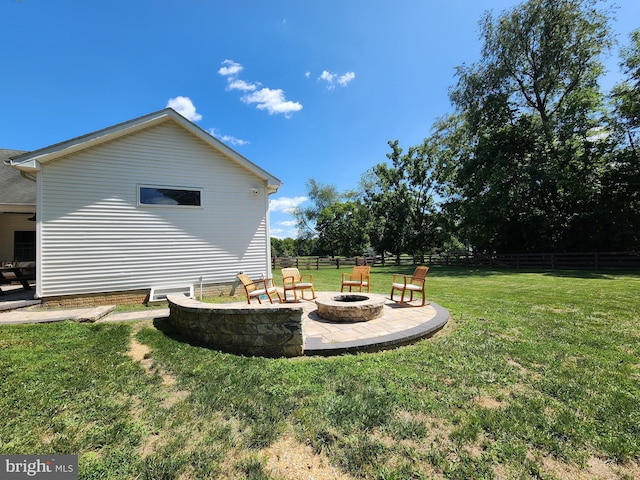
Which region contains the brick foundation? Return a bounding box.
[41,290,150,308]
[40,281,236,308]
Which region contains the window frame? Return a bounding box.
[137,184,204,209]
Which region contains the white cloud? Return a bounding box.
[242,88,303,117]
[320,70,335,82]
[278,220,298,227]
[318,69,356,90]
[208,128,250,146]
[270,227,286,238]
[271,220,300,239]
[166,96,203,122]
[218,59,243,76]
[338,71,356,87]
[218,59,303,118]
[269,196,307,214]
[227,79,257,92]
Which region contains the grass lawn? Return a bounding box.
[1,266,639,479]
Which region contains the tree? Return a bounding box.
[315,201,370,257]
[364,140,442,262]
[293,179,341,239]
[447,0,615,252]
[611,29,640,152]
[603,29,640,250]
[271,237,295,257]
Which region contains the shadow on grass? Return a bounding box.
[151,316,249,357]
[151,316,191,348]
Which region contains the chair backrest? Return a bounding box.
[237,273,256,293]
[281,268,301,282]
[412,266,429,281]
[351,265,370,280]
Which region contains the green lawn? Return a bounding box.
[1,266,639,479]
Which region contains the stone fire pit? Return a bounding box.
[315,292,386,322]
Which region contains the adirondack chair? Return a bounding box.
[390,266,429,306]
[341,265,371,292]
[281,268,316,301]
[237,273,282,304]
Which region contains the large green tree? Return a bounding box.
[364,140,442,262]
[315,201,370,257]
[604,29,640,250]
[612,29,640,152]
[293,179,341,239]
[447,0,615,252]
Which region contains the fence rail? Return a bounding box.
[272,252,640,271]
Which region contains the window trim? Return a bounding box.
[137,184,203,208]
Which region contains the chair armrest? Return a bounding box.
[392,273,409,285]
[252,278,268,289]
[282,276,295,286]
[300,274,313,282]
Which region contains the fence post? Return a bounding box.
[295,257,299,268]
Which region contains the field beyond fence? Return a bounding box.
[273,251,640,271]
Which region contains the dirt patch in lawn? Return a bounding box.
[127,321,190,408]
[260,431,353,480]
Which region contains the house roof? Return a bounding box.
[8,108,283,193]
[1,148,36,212]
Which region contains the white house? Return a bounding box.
[6,108,282,304]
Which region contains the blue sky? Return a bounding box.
[2,1,639,238]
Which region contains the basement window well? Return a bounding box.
[138,185,202,207]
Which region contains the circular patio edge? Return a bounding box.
[303,300,451,356]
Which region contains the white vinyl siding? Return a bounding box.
[38,123,271,297]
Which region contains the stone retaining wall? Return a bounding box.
[166,294,304,357]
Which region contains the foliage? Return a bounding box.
[292,179,342,239]
[315,201,370,257]
[271,236,318,257]
[363,140,444,261]
[611,28,640,148]
[444,0,618,253]
[293,179,373,257]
